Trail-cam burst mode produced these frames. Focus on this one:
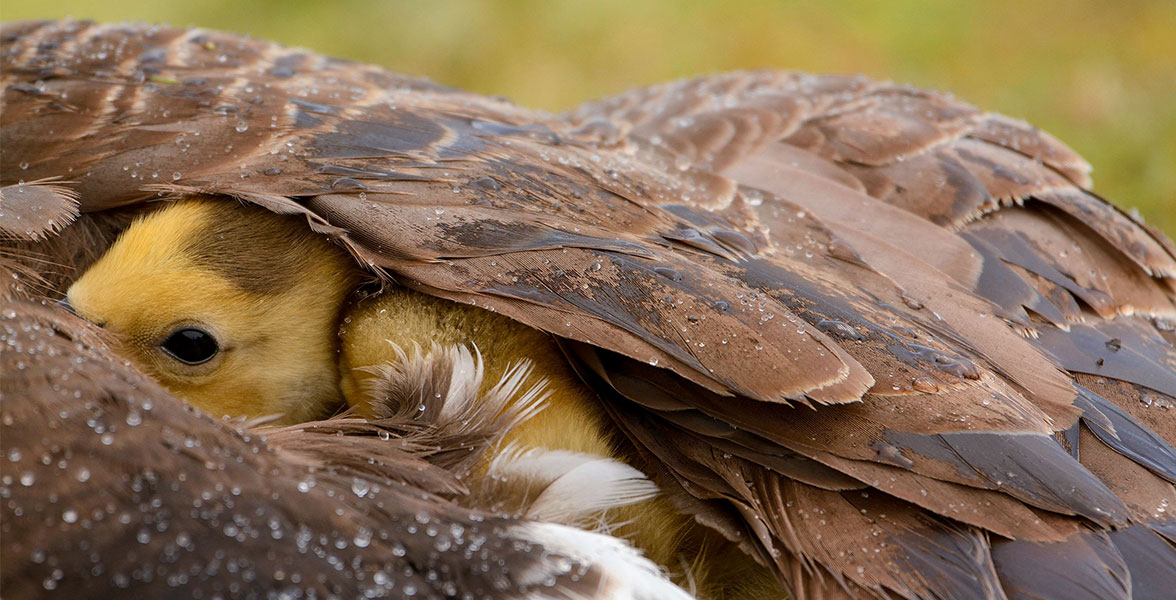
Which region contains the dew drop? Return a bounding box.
[912,377,939,393]
[351,479,371,498]
[353,527,372,548]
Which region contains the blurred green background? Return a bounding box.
[5,0,1174,235]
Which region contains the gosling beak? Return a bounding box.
[56,297,76,315]
[57,296,106,327]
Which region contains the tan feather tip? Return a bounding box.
[0,179,80,241]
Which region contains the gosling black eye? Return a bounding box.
[161,327,219,365]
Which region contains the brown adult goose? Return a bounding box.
[3,19,1175,600]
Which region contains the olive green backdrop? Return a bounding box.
[5,0,1173,235]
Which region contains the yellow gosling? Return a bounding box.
[65,200,359,424]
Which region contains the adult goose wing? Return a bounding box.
[565,71,1176,598]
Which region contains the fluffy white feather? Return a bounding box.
[359,341,549,444]
[487,445,659,527]
[514,521,696,600]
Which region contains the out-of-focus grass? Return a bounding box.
[5,0,1173,236]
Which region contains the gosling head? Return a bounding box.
[64,199,361,424]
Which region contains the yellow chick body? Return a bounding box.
[67,198,784,599]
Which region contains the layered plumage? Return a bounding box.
[58,197,773,597]
[0,299,692,600]
[3,20,1176,600]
